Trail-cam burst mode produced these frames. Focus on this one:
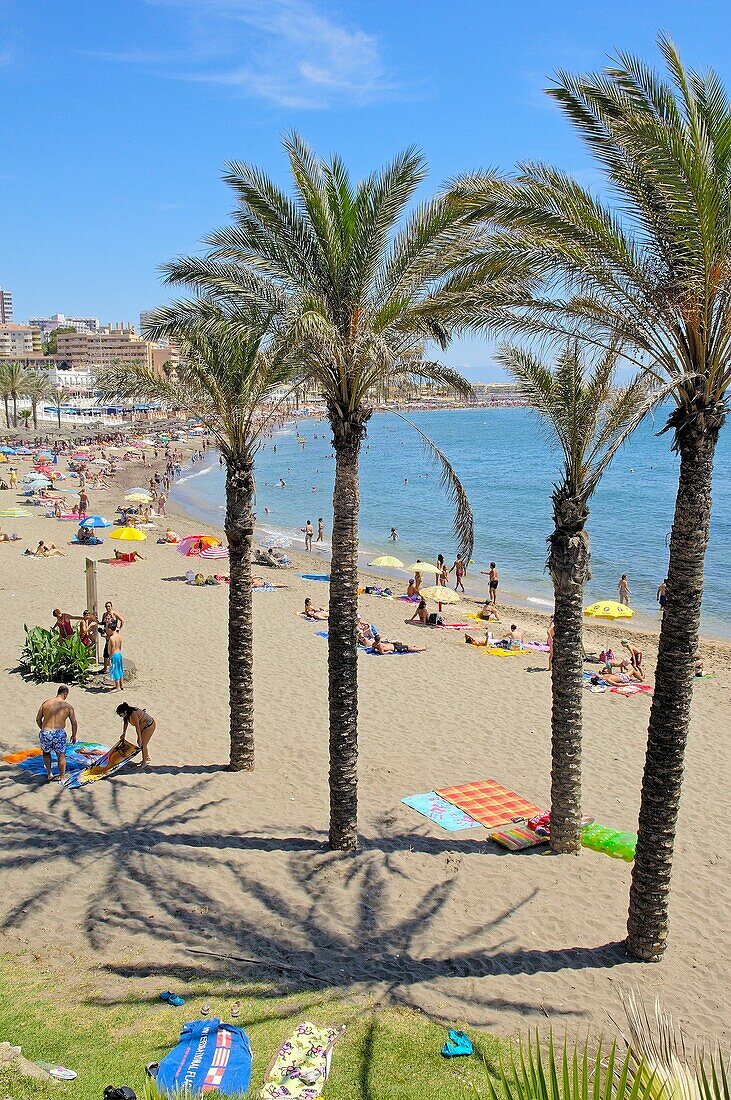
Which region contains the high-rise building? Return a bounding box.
[0,288,12,323]
[28,312,100,337]
[55,323,178,377]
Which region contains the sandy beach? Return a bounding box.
[1,441,730,1045]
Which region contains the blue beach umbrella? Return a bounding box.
[0,446,16,455]
[80,515,112,529]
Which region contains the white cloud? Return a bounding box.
[103,0,397,109]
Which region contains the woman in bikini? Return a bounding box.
[116,702,156,766]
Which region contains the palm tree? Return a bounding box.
[0,365,12,429]
[161,135,477,849]
[3,363,29,427]
[51,386,71,430]
[452,37,731,958]
[497,342,651,853]
[24,371,54,429]
[98,299,305,771]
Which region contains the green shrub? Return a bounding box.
[20,625,95,684]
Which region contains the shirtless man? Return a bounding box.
[316,517,324,542]
[372,633,426,654]
[500,624,524,648]
[484,562,499,605]
[451,554,467,593]
[105,624,125,691]
[35,686,78,782]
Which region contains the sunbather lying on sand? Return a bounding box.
[372,633,426,654]
[591,667,644,686]
[304,597,328,620]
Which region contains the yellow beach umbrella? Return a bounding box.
[0,507,31,518]
[584,600,634,621]
[368,555,404,569]
[110,526,147,542]
[420,585,461,613]
[124,492,152,503]
[408,561,440,574]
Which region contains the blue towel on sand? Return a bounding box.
[297,573,330,582]
[402,792,483,831]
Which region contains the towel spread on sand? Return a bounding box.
[3,741,109,779]
[436,779,542,829]
[401,792,484,831]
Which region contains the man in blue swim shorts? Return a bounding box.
[35,686,78,782]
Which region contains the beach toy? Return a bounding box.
[581,823,636,861]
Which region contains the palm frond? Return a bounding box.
[391,411,474,559]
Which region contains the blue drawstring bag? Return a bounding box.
[156,1018,252,1095]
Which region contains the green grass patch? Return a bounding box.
[0,954,505,1098]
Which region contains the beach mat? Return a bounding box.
[3,741,110,780]
[402,792,484,831]
[62,738,140,788]
[260,1022,342,1099]
[436,779,541,829]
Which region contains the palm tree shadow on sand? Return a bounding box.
[1,779,633,1026]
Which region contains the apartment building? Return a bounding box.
[0,288,13,323]
[28,312,100,337]
[0,323,42,356]
[56,324,151,370]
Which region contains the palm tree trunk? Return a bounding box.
[12,396,17,428]
[225,457,256,771]
[32,401,38,430]
[548,510,590,853]
[328,420,364,850]
[56,405,61,430]
[627,420,720,960]
[3,398,9,429]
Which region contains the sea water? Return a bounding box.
[172,406,731,637]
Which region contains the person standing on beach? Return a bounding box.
[657,578,667,612]
[451,554,466,593]
[35,686,78,782]
[618,573,631,605]
[78,488,89,517]
[303,519,313,551]
[436,554,445,585]
[106,624,125,691]
[317,517,324,543]
[488,562,499,605]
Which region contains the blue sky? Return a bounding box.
[3,0,731,379]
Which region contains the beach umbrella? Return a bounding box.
[124,492,152,503]
[0,507,31,518]
[584,600,634,621]
[177,534,222,557]
[368,555,404,569]
[200,545,229,560]
[0,447,16,455]
[407,561,441,574]
[14,447,32,455]
[420,584,461,614]
[23,473,51,485]
[80,515,112,529]
[110,526,147,542]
